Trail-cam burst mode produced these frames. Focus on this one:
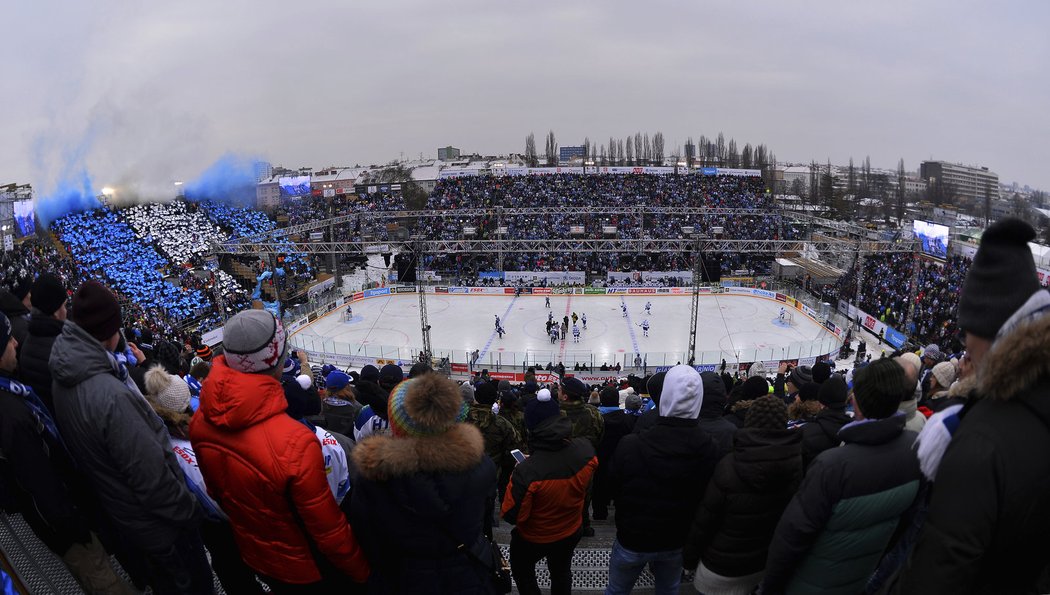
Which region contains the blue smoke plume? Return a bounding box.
[182,153,263,205]
[36,168,100,227]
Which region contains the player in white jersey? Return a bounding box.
[572,324,580,343]
[581,313,587,329]
[621,303,628,317]
[549,326,559,344]
[644,301,652,315]
[778,307,786,323]
[641,319,650,337]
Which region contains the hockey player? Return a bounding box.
[581,313,587,329]
[644,301,652,315]
[545,296,551,308]
[621,303,628,317]
[495,314,501,329]
[572,324,580,343]
[549,325,559,344]
[496,325,506,339]
[571,312,578,325]
[641,319,650,337]
[778,307,786,323]
[548,311,554,325]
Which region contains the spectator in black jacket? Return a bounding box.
[683,395,802,594]
[593,387,636,520]
[799,375,852,468]
[0,311,133,594]
[606,364,720,595]
[900,219,1050,593]
[698,371,737,458]
[0,276,31,352]
[18,273,67,412]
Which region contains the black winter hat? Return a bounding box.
[745,395,787,430]
[818,375,849,409]
[30,274,67,316]
[787,365,813,389]
[360,365,380,383]
[740,376,769,400]
[474,381,498,406]
[959,218,1041,340]
[71,281,121,342]
[599,386,619,407]
[798,382,820,402]
[811,361,832,384]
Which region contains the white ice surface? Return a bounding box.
[293,294,839,369]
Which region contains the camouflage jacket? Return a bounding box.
[560,400,604,449]
[465,405,521,468]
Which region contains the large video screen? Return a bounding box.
[279,176,311,197]
[913,220,949,260]
[13,199,35,237]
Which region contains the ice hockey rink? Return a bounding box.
[291,293,841,369]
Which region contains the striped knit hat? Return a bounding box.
[387,374,469,438]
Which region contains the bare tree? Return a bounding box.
[643,133,651,165]
[716,133,726,166]
[625,137,634,165]
[545,130,558,166]
[525,133,538,168]
[634,133,643,166]
[653,132,665,164]
[617,139,625,165]
[740,143,753,169]
[727,139,739,168]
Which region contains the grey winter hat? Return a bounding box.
[787,365,813,389]
[223,309,288,374]
[459,382,475,404]
[959,218,1041,340]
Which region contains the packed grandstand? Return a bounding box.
[4,170,1050,594]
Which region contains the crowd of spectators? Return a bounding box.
[910,255,971,352]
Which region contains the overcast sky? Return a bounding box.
[5,0,1049,199]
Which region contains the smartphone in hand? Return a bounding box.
[510,449,527,464]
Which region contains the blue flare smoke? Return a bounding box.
[182,153,263,205]
[36,169,101,227]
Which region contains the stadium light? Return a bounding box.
[101,187,114,196]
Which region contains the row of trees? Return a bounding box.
[524,130,771,170]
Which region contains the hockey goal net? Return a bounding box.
[780,311,795,325]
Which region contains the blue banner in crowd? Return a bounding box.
[478,271,505,280]
[363,288,390,298]
[884,326,908,349]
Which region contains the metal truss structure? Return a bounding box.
[213,207,914,257]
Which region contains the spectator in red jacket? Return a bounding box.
[190,309,369,593]
[502,388,598,595]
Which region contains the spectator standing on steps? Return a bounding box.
[559,376,603,537]
[502,389,597,595]
[605,364,720,595]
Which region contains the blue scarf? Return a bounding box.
[0,376,67,452]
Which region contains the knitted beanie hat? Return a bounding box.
[525,388,561,431]
[747,361,768,379]
[459,382,475,404]
[818,375,849,409]
[474,381,498,405]
[745,395,788,430]
[787,365,813,389]
[798,382,821,402]
[195,345,213,361]
[811,361,832,384]
[741,376,770,400]
[71,281,122,342]
[387,374,469,438]
[144,366,191,413]
[932,361,957,389]
[30,273,67,316]
[959,218,1040,339]
[223,309,287,374]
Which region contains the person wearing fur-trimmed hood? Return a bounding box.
[898,219,1050,593]
[350,372,498,594]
